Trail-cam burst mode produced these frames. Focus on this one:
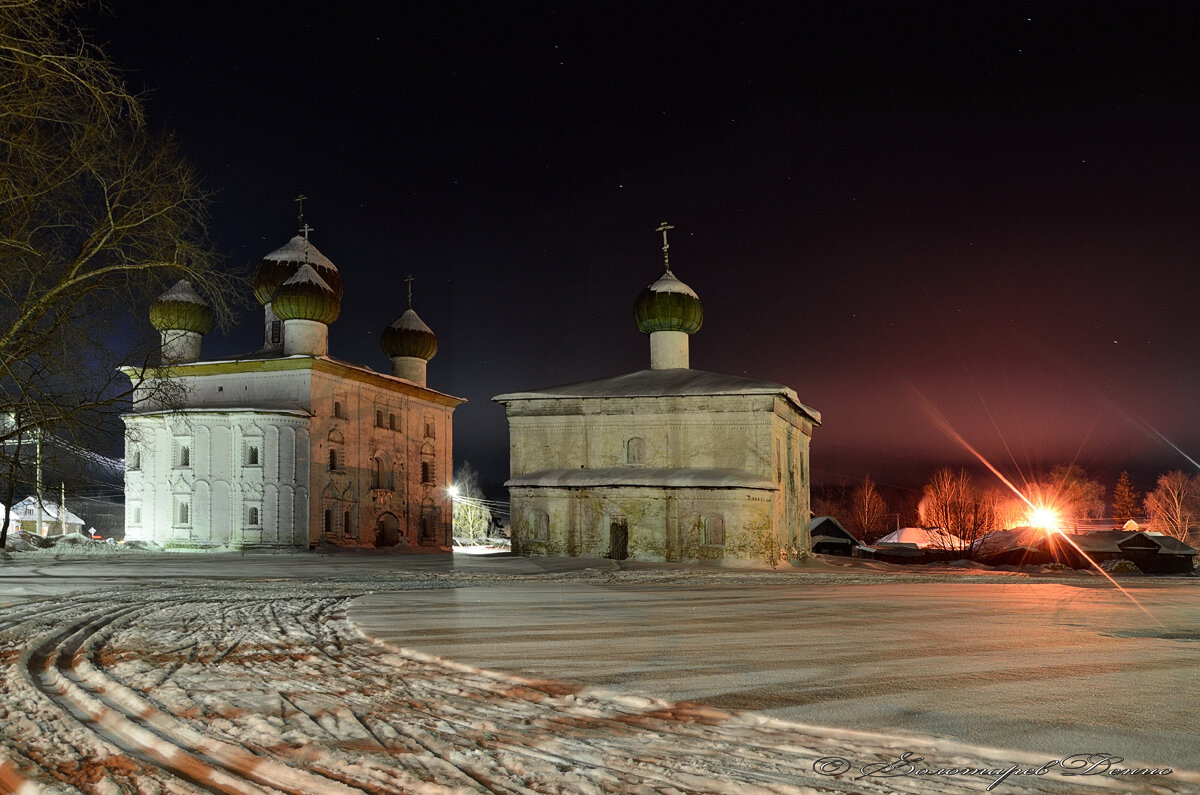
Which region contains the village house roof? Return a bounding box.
[493,368,821,423]
[505,467,778,490]
[7,498,86,527]
[874,526,967,548]
[1057,530,1197,557]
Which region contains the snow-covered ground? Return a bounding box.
[0,548,1195,793]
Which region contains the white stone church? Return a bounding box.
[121,230,464,551]
[494,224,820,562]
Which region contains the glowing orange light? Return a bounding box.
[1027,506,1059,531]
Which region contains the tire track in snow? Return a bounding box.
[1,582,1194,794]
[21,595,361,795]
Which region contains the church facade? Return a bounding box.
[122,229,463,551]
[494,224,820,563]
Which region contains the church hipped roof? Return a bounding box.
[149,280,214,334]
[252,235,343,304]
[493,368,821,424]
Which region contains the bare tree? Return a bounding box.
[1025,465,1105,530]
[1144,471,1200,542]
[811,481,851,523]
[850,475,888,542]
[0,0,241,544]
[919,468,997,555]
[451,462,493,543]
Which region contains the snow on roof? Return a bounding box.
[391,308,433,332]
[262,235,337,270]
[494,368,821,423]
[125,407,312,419]
[280,262,334,291]
[157,280,207,305]
[645,270,699,298]
[505,467,778,490]
[810,516,861,543]
[8,497,86,526]
[875,526,967,548]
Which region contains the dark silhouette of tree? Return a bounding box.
[919,468,997,556]
[0,0,241,548]
[850,475,888,542]
[1111,471,1141,526]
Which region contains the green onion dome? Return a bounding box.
[149,280,214,334]
[381,309,438,361]
[271,263,340,325]
[252,236,342,305]
[634,269,703,334]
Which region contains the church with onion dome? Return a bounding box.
[494,223,820,563]
[120,213,464,551]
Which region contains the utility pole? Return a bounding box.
[60,482,66,536]
[35,426,43,536]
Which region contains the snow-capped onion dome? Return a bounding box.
[381,309,438,361]
[634,269,703,335]
[270,263,340,324]
[149,280,214,334]
[252,236,343,305]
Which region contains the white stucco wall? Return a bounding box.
[124,411,310,550]
[123,357,462,550]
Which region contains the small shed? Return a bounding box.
[1045,531,1196,574]
[809,516,862,556]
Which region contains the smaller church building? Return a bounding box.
[494,224,820,563]
[122,223,464,551]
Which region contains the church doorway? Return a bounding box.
[609,517,629,560]
[374,512,401,547]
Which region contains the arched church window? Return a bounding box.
[388,413,397,431]
[247,445,260,466]
[178,445,190,468]
[375,409,384,428]
[248,507,260,526]
[178,502,190,525]
[421,461,433,484]
[329,449,339,472]
[323,509,332,536]
[344,510,352,538]
[626,437,645,465]
[128,449,140,470]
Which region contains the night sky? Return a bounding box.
[91,2,1199,498]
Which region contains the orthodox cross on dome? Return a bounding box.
[295,194,315,259]
[655,220,675,273]
[405,274,414,309]
[299,223,315,262]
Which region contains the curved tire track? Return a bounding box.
[0,583,1194,794]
